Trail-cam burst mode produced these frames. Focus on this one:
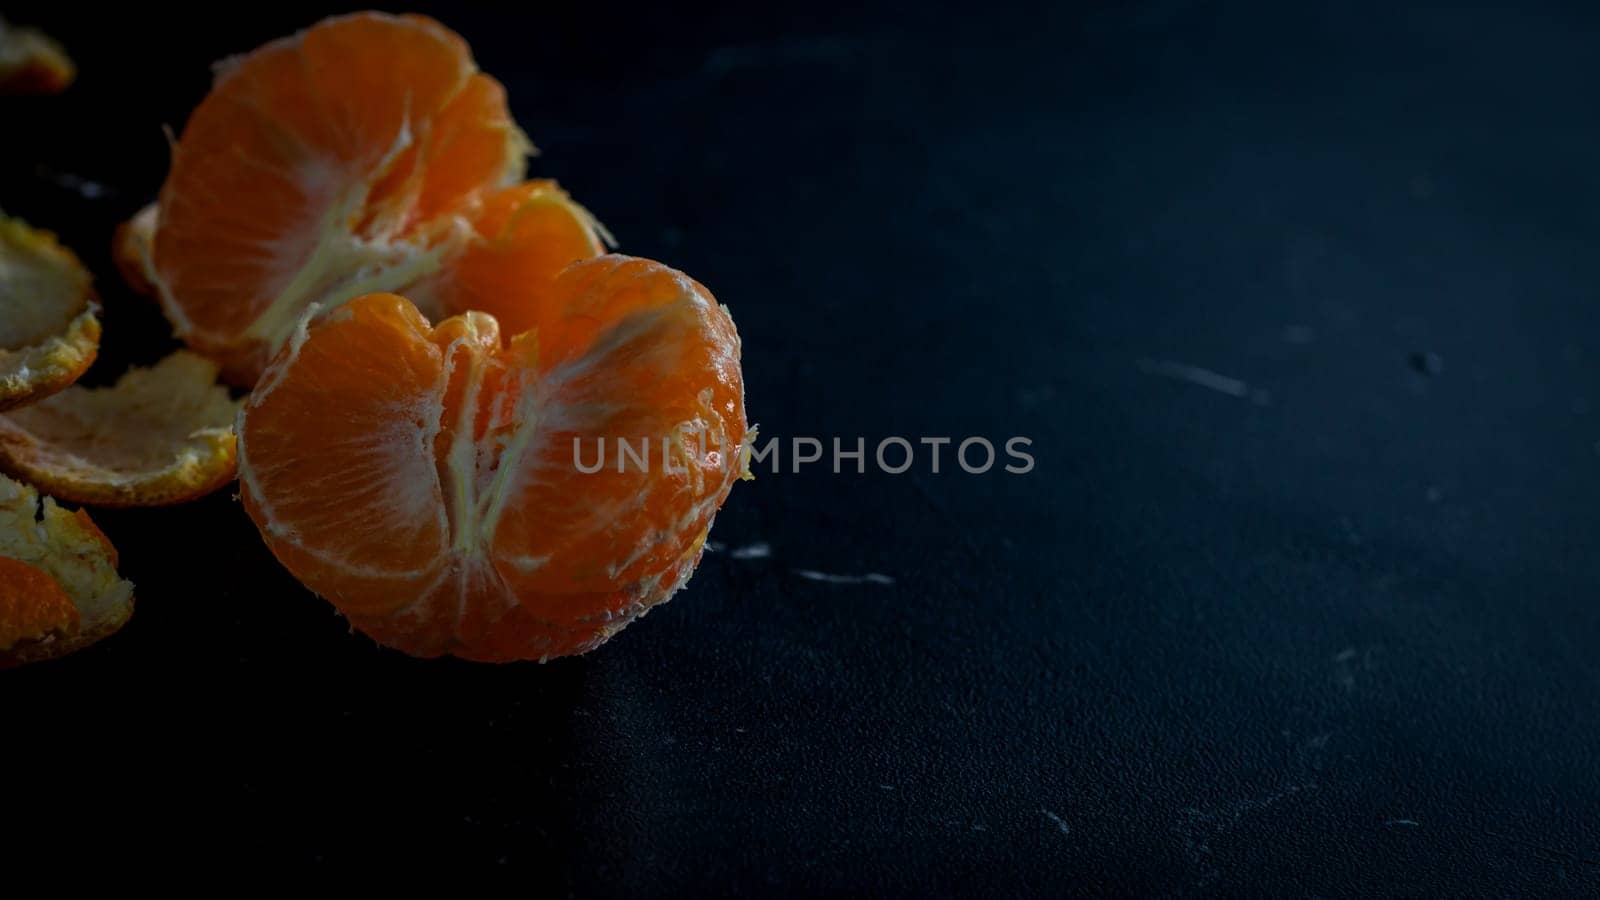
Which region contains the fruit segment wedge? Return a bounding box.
[0,216,100,412]
[238,255,749,661]
[0,474,132,667]
[144,12,606,385]
[0,352,241,507]
[123,179,608,334]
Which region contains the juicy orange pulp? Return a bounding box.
[238,256,748,661]
[148,12,605,385]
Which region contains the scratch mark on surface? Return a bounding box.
[1385,819,1420,827]
[794,569,895,586]
[1137,358,1271,404]
[1041,808,1070,836]
[731,542,771,560]
[704,541,727,553]
[1177,783,1314,887]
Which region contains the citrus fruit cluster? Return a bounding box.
[1,12,750,666]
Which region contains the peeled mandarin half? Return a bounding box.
[0,351,241,507]
[145,12,607,385]
[0,18,75,95]
[238,255,750,662]
[0,474,132,667]
[0,216,100,412]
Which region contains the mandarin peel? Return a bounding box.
[0,18,75,95]
[0,474,132,668]
[0,216,101,412]
[0,352,241,507]
[0,558,80,653]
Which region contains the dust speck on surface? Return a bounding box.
[1409,351,1444,376]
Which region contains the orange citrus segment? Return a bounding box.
[0,18,74,95]
[415,180,610,337]
[0,351,240,507]
[241,294,450,604]
[238,255,749,661]
[0,216,101,412]
[0,474,132,667]
[148,12,586,385]
[414,75,530,224]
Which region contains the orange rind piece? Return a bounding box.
[0,351,240,507]
[238,255,749,662]
[0,473,132,667]
[112,202,158,299]
[0,18,75,95]
[144,12,609,386]
[0,215,101,412]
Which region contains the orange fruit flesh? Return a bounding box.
[239,255,748,661]
[0,557,80,651]
[147,12,606,385]
[411,180,610,339]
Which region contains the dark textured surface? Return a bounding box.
[4,1,1600,892]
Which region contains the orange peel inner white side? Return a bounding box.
[0,216,100,412]
[0,351,240,507]
[0,18,75,95]
[0,473,132,667]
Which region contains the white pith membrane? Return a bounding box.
[148,13,531,380]
[239,262,751,659]
[152,123,501,372]
[0,352,241,505]
[0,216,99,409]
[0,474,132,662]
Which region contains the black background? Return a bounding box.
[4,1,1600,893]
